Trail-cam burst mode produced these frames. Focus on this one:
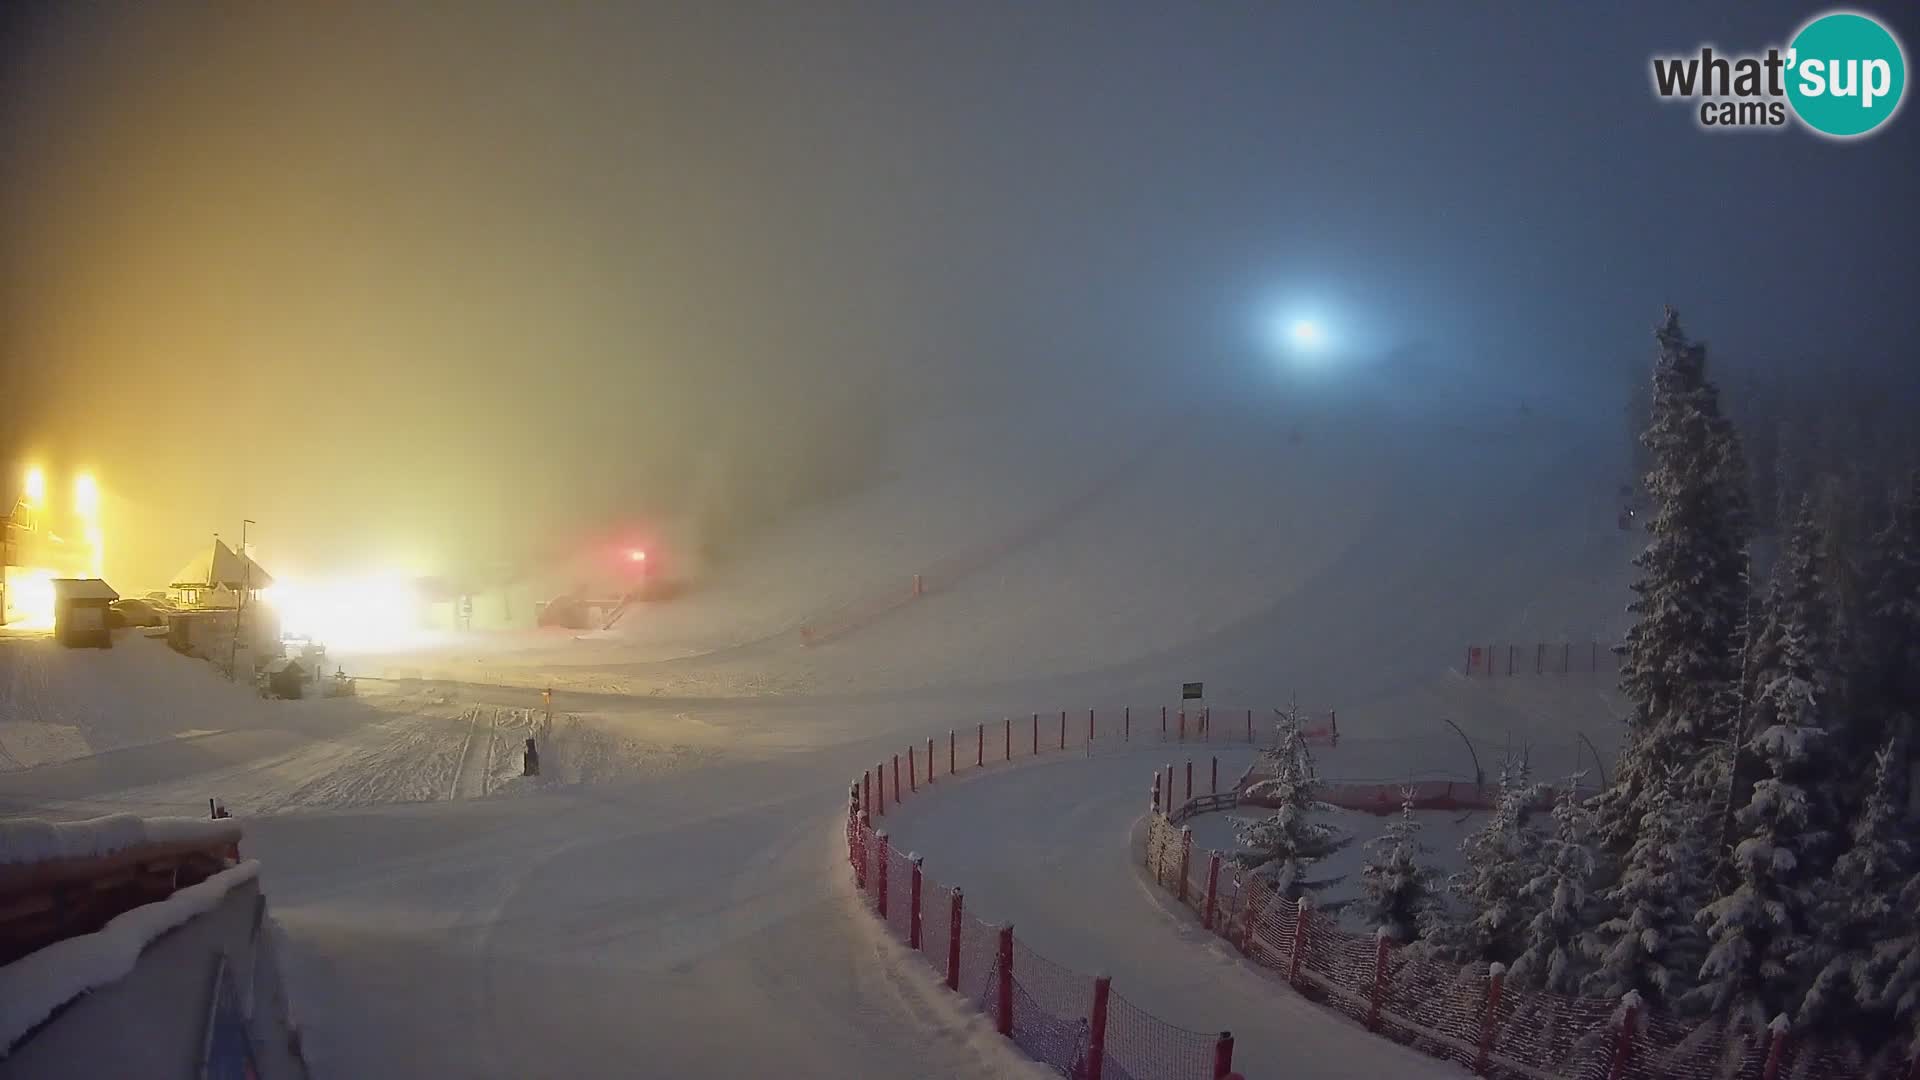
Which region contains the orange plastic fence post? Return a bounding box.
[1367,928,1390,1030]
[1606,991,1641,1080]
[875,831,891,919]
[946,888,963,991]
[1177,827,1192,903]
[1203,852,1222,930]
[1212,1031,1234,1080]
[908,854,924,950]
[1087,974,1111,1080]
[1475,962,1506,1075]
[995,925,1014,1036]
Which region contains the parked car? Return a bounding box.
[108,597,173,628]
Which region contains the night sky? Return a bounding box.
[2,2,1915,585]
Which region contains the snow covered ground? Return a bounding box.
[0,392,1639,1076]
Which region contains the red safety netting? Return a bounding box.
[1103,986,1220,1080]
[1133,798,1904,1080]
[846,799,1236,1080]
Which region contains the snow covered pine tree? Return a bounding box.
[1599,307,1752,854]
[1688,605,1828,1028]
[1233,705,1349,904]
[1800,740,1911,1046]
[1355,787,1440,944]
[1509,779,1599,994]
[1419,753,1545,966]
[1580,766,1706,1010]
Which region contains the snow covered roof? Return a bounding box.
[168,539,273,591]
[51,579,119,602]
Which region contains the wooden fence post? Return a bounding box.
[892,754,901,803]
[908,854,924,949]
[1367,928,1390,1030]
[1211,756,1218,794]
[1761,1014,1790,1080]
[1606,991,1641,1080]
[1124,706,1131,741]
[947,888,964,991]
[1177,827,1193,903]
[1475,962,1506,1075]
[949,730,955,776]
[1005,716,1011,761]
[1185,759,1193,803]
[1059,709,1066,751]
[1032,713,1039,756]
[1087,974,1111,1080]
[1212,1031,1234,1079]
[1288,897,1311,986]
[876,831,891,919]
[908,746,917,793]
[978,723,984,767]
[1203,852,1222,930]
[877,762,886,815]
[1152,772,1162,815]
[996,925,1014,1037]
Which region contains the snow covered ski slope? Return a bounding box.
[1,393,1636,1077]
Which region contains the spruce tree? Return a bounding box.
[1421,753,1545,965]
[1857,873,1920,1057]
[1509,781,1599,993]
[1234,707,1349,902]
[1582,767,1706,1009]
[1600,308,1752,854]
[1862,471,1920,797]
[1689,623,1826,1025]
[1801,740,1910,1041]
[1356,788,1440,944]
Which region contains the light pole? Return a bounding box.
[228,519,255,680]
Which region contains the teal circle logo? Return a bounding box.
[1786,11,1906,138]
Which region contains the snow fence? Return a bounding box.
[843,703,1330,1080]
[1143,789,1918,1080]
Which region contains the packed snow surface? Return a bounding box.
[0,394,1633,1076]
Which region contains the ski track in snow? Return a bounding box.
[0,400,1637,1078]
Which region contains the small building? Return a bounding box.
[51,578,118,648]
[262,657,306,699]
[167,539,273,610]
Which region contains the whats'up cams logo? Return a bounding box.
[1651,10,1906,138]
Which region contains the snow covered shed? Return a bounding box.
[50,578,118,648]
